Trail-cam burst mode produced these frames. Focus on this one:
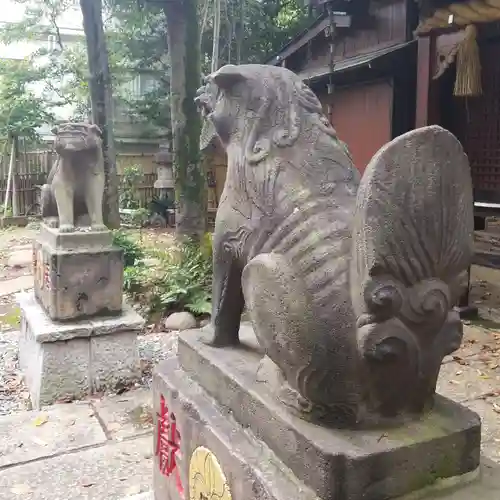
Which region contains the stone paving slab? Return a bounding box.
[120,494,153,500]
[437,356,500,402]
[7,249,33,269]
[463,396,500,463]
[0,275,32,296]
[443,325,500,363]
[91,389,153,441]
[425,459,500,500]
[0,435,153,500]
[0,402,106,468]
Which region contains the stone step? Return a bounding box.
[0,435,153,500]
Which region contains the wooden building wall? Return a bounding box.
[288,0,416,173]
[210,0,418,196]
[417,25,500,204]
[323,80,393,174]
[285,0,411,74]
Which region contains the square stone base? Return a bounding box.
[153,355,320,500]
[33,224,124,321]
[19,292,144,408]
[152,325,482,500]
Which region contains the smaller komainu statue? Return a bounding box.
[195,64,474,427]
[41,122,107,233]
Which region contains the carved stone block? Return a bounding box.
[18,292,143,408]
[153,325,482,500]
[33,224,123,321]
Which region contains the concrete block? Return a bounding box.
[33,225,123,321]
[19,311,90,407]
[38,223,113,251]
[19,292,145,408]
[91,331,141,392]
[153,356,319,500]
[152,325,483,500]
[153,352,485,500]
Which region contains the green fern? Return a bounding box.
[185,290,212,316]
[122,234,213,320]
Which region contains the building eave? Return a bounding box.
[264,12,352,65]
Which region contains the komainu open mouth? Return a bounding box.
[195,82,217,151]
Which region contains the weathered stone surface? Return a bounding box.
[425,459,500,500]
[0,275,33,297]
[154,356,319,500]
[174,326,480,500]
[33,234,123,321]
[40,122,107,233]
[0,435,152,500]
[120,494,153,500]
[92,388,153,441]
[195,64,474,426]
[0,403,106,468]
[91,331,140,391]
[437,357,500,403]
[7,249,32,269]
[155,345,481,500]
[443,325,498,363]
[19,313,90,407]
[163,312,197,331]
[463,397,500,457]
[19,292,143,342]
[199,318,210,328]
[19,293,144,408]
[91,306,145,337]
[38,223,113,251]
[19,292,93,342]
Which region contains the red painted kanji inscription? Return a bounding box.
[43,262,51,290]
[156,395,184,496]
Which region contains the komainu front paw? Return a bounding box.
[91,223,107,232]
[203,328,240,347]
[44,217,58,228]
[59,224,75,233]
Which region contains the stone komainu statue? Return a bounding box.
[195,64,474,426]
[41,122,107,232]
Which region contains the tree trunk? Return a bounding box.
[163,0,206,240]
[212,0,221,72]
[80,0,120,229]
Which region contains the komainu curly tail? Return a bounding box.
[350,125,474,419]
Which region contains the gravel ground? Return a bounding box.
[0,326,178,416]
[0,330,29,416]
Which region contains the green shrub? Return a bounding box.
[120,164,143,209]
[112,230,145,267]
[124,235,213,318]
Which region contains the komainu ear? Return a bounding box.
[213,64,246,90]
[89,124,103,137]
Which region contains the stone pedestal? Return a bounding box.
[19,222,145,409]
[153,325,483,500]
[19,292,144,408]
[33,225,123,321]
